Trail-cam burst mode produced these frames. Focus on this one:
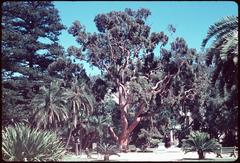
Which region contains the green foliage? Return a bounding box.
[202,16,238,90]
[96,143,120,160]
[200,16,238,145]
[2,1,65,78]
[2,123,66,161]
[66,79,94,128]
[182,131,221,155]
[137,127,162,151]
[202,16,238,62]
[2,1,65,126]
[31,80,69,129]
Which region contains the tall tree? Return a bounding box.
[2,1,66,124]
[152,37,204,146]
[68,8,176,150]
[2,1,65,78]
[201,15,238,146]
[201,16,238,93]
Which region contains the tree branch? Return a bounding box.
[103,62,114,79]
[154,74,173,94]
[128,101,145,133]
[108,126,119,142]
[118,50,130,74]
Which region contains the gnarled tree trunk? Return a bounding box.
[109,84,145,152]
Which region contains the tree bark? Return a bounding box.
[117,95,145,151]
[104,154,110,161]
[198,149,205,159]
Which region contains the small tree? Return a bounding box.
[182,131,221,159]
[96,143,120,161]
[31,80,69,129]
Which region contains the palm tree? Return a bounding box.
[64,79,94,153]
[202,16,238,63]
[182,131,221,159]
[31,80,69,129]
[90,114,112,144]
[201,16,238,91]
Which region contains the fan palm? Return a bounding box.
[182,131,221,159]
[31,80,69,129]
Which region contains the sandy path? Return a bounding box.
[62,147,238,162]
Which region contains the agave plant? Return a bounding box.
[96,143,120,161]
[182,131,221,159]
[2,123,66,161]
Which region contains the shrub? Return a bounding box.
[2,123,66,161]
[96,143,120,161]
[136,128,162,151]
[182,131,221,159]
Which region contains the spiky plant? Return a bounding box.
[96,143,120,161]
[182,131,221,159]
[2,123,66,161]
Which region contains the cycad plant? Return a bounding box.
[2,123,66,161]
[96,143,120,161]
[182,131,221,159]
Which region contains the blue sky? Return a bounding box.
[54,1,238,76]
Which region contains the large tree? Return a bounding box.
[201,16,238,145]
[201,16,238,93]
[68,8,178,150]
[2,1,65,124]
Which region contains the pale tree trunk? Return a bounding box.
[65,128,73,150]
[118,85,129,151]
[109,87,145,152]
[109,75,172,152]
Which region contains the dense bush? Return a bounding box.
[2,123,66,161]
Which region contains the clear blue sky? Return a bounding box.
[54,1,238,76]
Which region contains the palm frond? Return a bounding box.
[220,30,238,61]
[202,16,238,48]
[31,80,69,129]
[182,131,221,154]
